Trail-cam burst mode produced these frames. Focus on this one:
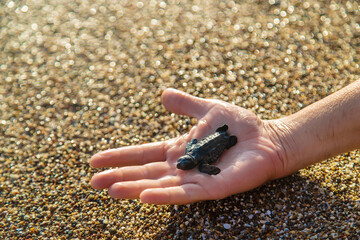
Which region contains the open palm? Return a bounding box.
[90,89,284,205]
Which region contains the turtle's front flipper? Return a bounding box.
[185,139,198,153]
[226,135,237,149]
[198,162,221,175]
[216,124,228,132]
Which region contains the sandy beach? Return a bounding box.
[1,0,359,238]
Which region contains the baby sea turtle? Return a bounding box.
[176,124,237,175]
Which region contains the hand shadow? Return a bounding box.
[155,171,360,238]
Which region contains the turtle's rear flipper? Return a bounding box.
[226,135,237,149]
[198,163,221,175]
[216,124,228,132]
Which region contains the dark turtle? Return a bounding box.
[176,124,237,175]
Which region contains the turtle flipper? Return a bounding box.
[216,124,228,132]
[198,162,221,175]
[226,135,237,149]
[185,139,198,153]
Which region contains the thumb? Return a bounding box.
[161,88,214,119]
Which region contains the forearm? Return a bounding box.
[268,80,360,177]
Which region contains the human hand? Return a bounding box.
[90,89,286,205]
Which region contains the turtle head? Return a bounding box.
[176,155,196,170]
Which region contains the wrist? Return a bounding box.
[265,80,360,179]
[266,115,334,178]
[263,118,301,179]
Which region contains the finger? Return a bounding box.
[139,183,211,205]
[91,162,171,189]
[90,141,167,168]
[108,176,181,199]
[161,88,215,119]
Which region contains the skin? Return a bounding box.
[90,80,360,205]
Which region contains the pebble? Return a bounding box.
[1,0,359,239]
[223,223,231,230]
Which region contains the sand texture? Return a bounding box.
[1,0,360,238]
